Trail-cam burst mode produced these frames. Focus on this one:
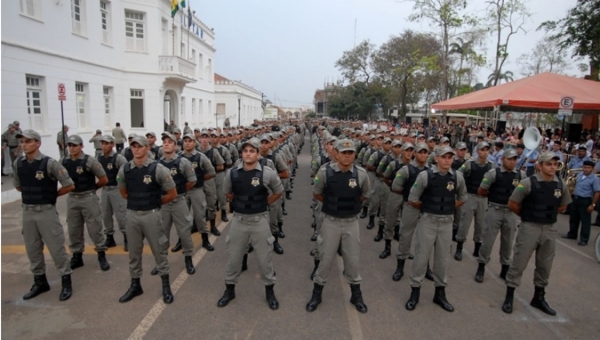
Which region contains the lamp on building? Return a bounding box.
[237,93,241,127]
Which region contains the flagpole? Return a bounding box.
[187,5,191,61]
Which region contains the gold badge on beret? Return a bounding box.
[35,171,44,180]
[251,177,260,187]
[76,166,84,174]
[554,189,562,198]
[349,178,357,188]
[447,181,455,191]
[143,175,152,184]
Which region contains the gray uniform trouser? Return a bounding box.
[506,221,557,288]
[203,178,217,220]
[396,203,422,260]
[453,205,462,230]
[187,187,208,234]
[215,171,227,211]
[312,202,325,260]
[101,186,127,235]
[314,215,362,286]
[457,193,488,243]
[94,150,102,159]
[225,212,276,285]
[371,179,389,225]
[22,205,73,276]
[66,192,107,253]
[367,172,379,216]
[161,196,194,257]
[478,204,520,265]
[384,192,404,240]
[409,213,453,288]
[269,199,281,235]
[126,209,169,278]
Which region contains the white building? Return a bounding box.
[214,73,263,127]
[1,0,224,160]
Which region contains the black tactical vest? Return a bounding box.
[182,152,204,188]
[63,155,96,192]
[488,168,521,205]
[389,161,407,184]
[124,148,134,161]
[98,153,119,186]
[321,164,362,218]
[202,148,216,167]
[466,161,492,194]
[521,176,563,224]
[421,169,456,215]
[124,162,161,210]
[451,158,466,171]
[230,166,268,214]
[403,164,426,201]
[17,156,58,205]
[321,154,331,166]
[159,157,186,195]
[150,146,160,160]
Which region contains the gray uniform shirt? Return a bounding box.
[313,162,371,199]
[266,150,289,173]
[508,173,571,208]
[13,152,74,189]
[89,135,103,150]
[408,165,468,204]
[383,159,409,180]
[480,165,526,202]
[116,157,176,193]
[200,145,225,167]
[215,145,232,166]
[60,152,106,193]
[182,150,216,177]
[159,154,197,195]
[224,162,284,214]
[112,127,127,144]
[391,161,428,192]
[459,158,496,176]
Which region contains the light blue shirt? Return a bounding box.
[568,155,591,170]
[573,172,600,198]
[553,150,565,162]
[523,148,538,168]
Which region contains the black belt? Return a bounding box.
[573,195,592,200]
[9,146,18,148]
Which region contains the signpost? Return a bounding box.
[558,96,574,116]
[58,83,66,157]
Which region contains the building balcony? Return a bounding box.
[158,56,197,83]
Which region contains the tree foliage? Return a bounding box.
[517,36,568,76]
[335,40,376,85]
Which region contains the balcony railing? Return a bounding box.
[158,56,196,82]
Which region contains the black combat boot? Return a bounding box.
[474,263,485,283]
[306,283,323,312]
[366,216,375,229]
[374,224,384,242]
[405,286,420,311]
[70,252,84,269]
[123,234,128,252]
[425,263,434,281]
[500,264,509,280]
[359,206,368,219]
[23,274,50,300]
[311,230,318,241]
[433,286,454,312]
[285,191,292,200]
[242,254,248,272]
[185,256,195,275]
[273,234,284,255]
[379,240,391,259]
[150,267,159,275]
[393,225,400,241]
[191,221,199,234]
[392,259,405,281]
[201,233,214,251]
[265,285,279,310]
[473,242,482,257]
[502,287,515,314]
[452,227,458,242]
[59,274,72,301]
[282,202,288,215]
[119,278,143,303]
[97,251,110,271]
[349,284,368,313]
[221,210,229,222]
[171,239,182,252]
[104,234,116,248]
[454,242,463,261]
[310,259,320,280]
[217,284,235,307]
[210,219,221,236]
[530,286,556,316]
[161,275,174,304]
[277,222,285,238]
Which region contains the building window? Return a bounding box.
[103,86,112,128]
[26,76,44,131]
[198,53,203,79]
[180,96,186,117]
[190,49,196,63]
[19,0,42,20]
[199,99,203,122]
[75,83,87,129]
[208,58,213,79]
[100,1,111,45]
[71,0,86,36]
[125,10,146,52]
[216,103,226,116]
[181,43,186,59]
[208,100,212,117]
[130,89,144,128]
[191,98,197,122]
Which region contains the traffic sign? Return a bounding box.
[58,83,66,101]
[558,96,574,116]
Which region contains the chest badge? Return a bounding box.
[554,189,562,198]
[447,181,455,191]
[107,163,113,170]
[349,178,357,188]
[192,162,198,169]
[35,171,44,180]
[76,166,84,174]
[512,179,518,187]
[143,175,152,184]
[251,177,260,187]
[170,168,178,176]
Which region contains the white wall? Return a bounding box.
[215,82,263,127]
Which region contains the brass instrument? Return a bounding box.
[565,168,600,195]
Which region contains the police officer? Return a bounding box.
[63,135,110,271]
[501,152,571,315]
[369,137,393,238]
[89,129,103,158]
[57,125,69,158]
[98,135,129,251]
[117,135,177,304]
[451,142,469,241]
[563,160,600,246]
[112,122,127,153]
[14,129,75,301]
[121,134,137,161]
[146,132,162,160]
[474,149,525,283]
[217,138,283,310]
[306,139,370,313]
[199,130,225,235]
[455,141,496,261]
[211,131,233,222]
[364,135,386,229]
[2,123,21,169]
[404,146,468,312]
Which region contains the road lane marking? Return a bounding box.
[336,256,364,340]
[556,239,596,261]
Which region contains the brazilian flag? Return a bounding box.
[171,0,179,18]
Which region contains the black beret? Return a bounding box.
[583,160,595,167]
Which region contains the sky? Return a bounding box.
[194,0,578,108]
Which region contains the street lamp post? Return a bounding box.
[237,93,241,127]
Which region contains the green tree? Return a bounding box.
[486,70,514,86]
[517,36,568,76]
[335,40,376,85]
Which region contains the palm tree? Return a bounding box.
[449,38,475,96]
[486,70,514,86]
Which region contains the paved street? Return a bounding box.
[2,136,600,340]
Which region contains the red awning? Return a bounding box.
[432,73,600,113]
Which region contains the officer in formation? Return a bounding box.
[455,141,496,261]
[451,142,469,241]
[121,134,137,161]
[222,131,240,164]
[357,134,378,218]
[363,135,384,229]
[473,149,525,283]
[368,137,392,238]
[2,123,21,171]
[563,160,600,246]
[306,139,370,313]
[57,125,69,157]
[198,130,225,235]
[217,138,283,310]
[404,146,467,312]
[117,135,177,304]
[373,138,400,243]
[502,152,571,315]
[146,132,162,160]
[89,129,103,158]
[14,129,75,301]
[211,131,233,222]
[97,135,129,251]
[62,135,110,271]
